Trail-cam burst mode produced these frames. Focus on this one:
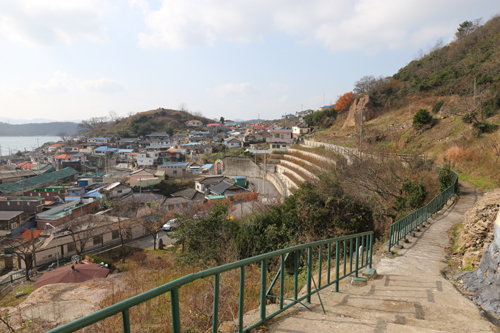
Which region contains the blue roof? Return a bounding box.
[162,162,189,166]
[88,137,106,140]
[321,104,334,108]
[201,164,213,169]
[233,176,245,179]
[93,146,109,151]
[118,149,134,153]
[182,142,205,146]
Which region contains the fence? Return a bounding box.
[303,139,428,162]
[388,169,458,252]
[48,231,374,333]
[0,267,36,289]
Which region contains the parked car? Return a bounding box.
[163,218,178,231]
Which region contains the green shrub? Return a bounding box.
[432,100,445,114]
[84,254,113,268]
[396,180,427,211]
[413,109,433,128]
[438,166,455,192]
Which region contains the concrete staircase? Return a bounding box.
[265,184,497,332]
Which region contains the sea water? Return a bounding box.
[0,136,60,155]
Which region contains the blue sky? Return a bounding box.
[0,0,499,123]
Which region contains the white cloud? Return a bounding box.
[30,71,71,94]
[133,0,496,52]
[212,83,259,97]
[29,72,124,94]
[82,77,125,94]
[0,0,109,47]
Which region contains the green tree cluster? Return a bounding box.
[305,108,337,128]
[412,109,433,128]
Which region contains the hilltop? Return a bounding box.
[78,107,214,137]
[313,16,500,189]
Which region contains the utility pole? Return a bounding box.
[139,177,142,201]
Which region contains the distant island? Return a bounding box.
[0,122,78,136]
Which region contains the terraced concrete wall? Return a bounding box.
[276,164,306,183]
[283,154,328,173]
[266,173,287,197]
[279,160,319,180]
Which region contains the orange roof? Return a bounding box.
[17,161,29,166]
[19,228,44,242]
[54,154,72,159]
[50,143,64,147]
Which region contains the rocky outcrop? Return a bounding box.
[342,95,376,129]
[461,211,500,317]
[456,189,500,268]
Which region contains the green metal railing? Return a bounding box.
[388,169,458,252]
[48,231,373,333]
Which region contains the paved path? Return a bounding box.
[266,184,497,332]
[127,230,176,250]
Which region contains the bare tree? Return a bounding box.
[77,117,109,136]
[109,110,119,123]
[353,75,390,96]
[58,132,69,142]
[66,216,100,256]
[1,233,42,281]
[137,205,172,250]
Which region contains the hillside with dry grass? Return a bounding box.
[313,16,500,189]
[78,107,213,137]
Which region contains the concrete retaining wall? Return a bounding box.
[266,173,287,197]
[279,160,319,180]
[276,164,306,183]
[287,148,335,164]
[209,157,262,177]
[276,172,297,192]
[283,154,327,173]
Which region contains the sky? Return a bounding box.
[0,0,499,123]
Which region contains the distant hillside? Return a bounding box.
[362,16,500,116]
[315,16,500,189]
[80,108,214,137]
[0,122,78,136]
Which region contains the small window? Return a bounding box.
[67,242,76,253]
[10,222,17,229]
[173,170,177,174]
[27,202,30,206]
[93,236,102,245]
[47,193,49,197]
[281,135,284,139]
[112,230,120,239]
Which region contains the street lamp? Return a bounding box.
[46,223,59,267]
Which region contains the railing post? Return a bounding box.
[122,309,130,333]
[294,250,298,300]
[280,255,285,310]
[355,237,359,278]
[260,259,267,323]
[318,246,322,289]
[369,234,373,268]
[213,273,220,332]
[238,267,245,333]
[327,243,331,284]
[335,241,340,292]
[171,289,181,333]
[306,247,312,303]
[388,226,392,252]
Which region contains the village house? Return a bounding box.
[292,125,311,136]
[35,198,101,229]
[86,137,110,144]
[157,162,188,178]
[136,151,159,166]
[129,168,159,187]
[266,128,294,150]
[224,138,241,149]
[185,119,203,127]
